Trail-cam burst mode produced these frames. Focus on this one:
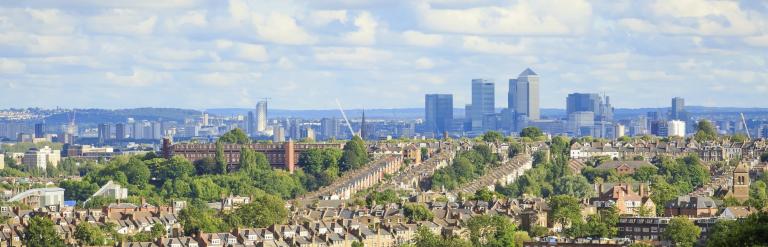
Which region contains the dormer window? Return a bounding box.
[211,239,220,245]
[248,234,257,240]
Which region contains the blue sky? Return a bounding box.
[0,0,767,110]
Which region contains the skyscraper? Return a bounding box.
[509,68,540,126]
[97,123,111,144]
[471,79,495,131]
[115,123,125,141]
[566,93,601,115]
[567,93,614,122]
[671,97,686,120]
[256,100,268,132]
[34,123,45,138]
[320,118,338,140]
[425,94,454,135]
[247,111,255,136]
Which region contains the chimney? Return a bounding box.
[285,139,295,173]
[639,184,647,197]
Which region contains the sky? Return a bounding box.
[0,0,767,110]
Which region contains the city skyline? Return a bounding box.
[1,1,767,109]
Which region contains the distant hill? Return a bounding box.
[43,108,201,125]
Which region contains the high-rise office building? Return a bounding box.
[668,120,686,137]
[256,101,268,132]
[509,68,540,122]
[671,97,686,120]
[34,123,45,138]
[132,121,144,139]
[97,123,111,143]
[273,127,286,142]
[425,94,454,135]
[151,121,162,140]
[566,93,601,115]
[568,111,595,137]
[115,123,126,141]
[247,111,255,136]
[320,118,338,140]
[471,79,495,131]
[566,93,613,121]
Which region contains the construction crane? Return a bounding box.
[335,99,356,137]
[740,113,751,139]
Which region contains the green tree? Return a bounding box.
[194,157,218,175]
[24,216,65,247]
[694,120,717,142]
[663,217,701,247]
[227,194,288,228]
[632,166,658,182]
[351,241,364,247]
[549,195,582,226]
[150,223,166,238]
[761,152,768,163]
[403,203,434,222]
[59,180,99,202]
[482,131,504,143]
[177,205,229,235]
[466,215,518,247]
[218,128,251,144]
[554,175,594,199]
[239,146,258,173]
[707,212,768,247]
[215,141,228,174]
[341,136,369,171]
[520,127,543,139]
[75,222,106,246]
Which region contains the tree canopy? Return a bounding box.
[25,216,65,247]
[218,128,251,144]
[520,127,544,139]
[663,217,701,247]
[341,136,369,171]
[227,194,288,228]
[694,119,717,142]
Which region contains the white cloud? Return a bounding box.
[86,9,157,36]
[0,59,26,74]
[342,11,378,45]
[308,10,348,26]
[314,47,391,67]
[417,0,592,35]
[462,36,526,55]
[622,0,765,36]
[252,12,316,45]
[196,72,262,86]
[744,35,768,47]
[414,57,435,70]
[106,68,170,87]
[233,43,269,62]
[402,30,443,47]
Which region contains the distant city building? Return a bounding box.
[320,118,338,140]
[256,100,268,132]
[667,120,686,137]
[247,111,255,136]
[424,94,454,135]
[274,127,286,142]
[152,121,163,140]
[568,111,595,136]
[98,123,111,143]
[115,123,126,141]
[566,93,613,122]
[509,68,540,128]
[470,79,495,131]
[23,146,61,171]
[615,124,626,138]
[34,123,45,138]
[671,97,686,120]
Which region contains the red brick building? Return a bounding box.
[163,139,344,173]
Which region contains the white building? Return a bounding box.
[86,181,128,203]
[22,146,60,171]
[256,101,268,132]
[615,124,626,138]
[8,187,65,209]
[0,153,4,169]
[668,120,686,137]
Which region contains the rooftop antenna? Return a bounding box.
[335,99,356,137]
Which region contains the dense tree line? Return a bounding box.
[430,144,498,190]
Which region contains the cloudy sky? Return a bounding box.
[1,0,767,110]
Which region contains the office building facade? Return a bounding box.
[671,97,686,120]
[256,100,268,132]
[509,68,540,123]
[425,94,454,135]
[470,79,495,131]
